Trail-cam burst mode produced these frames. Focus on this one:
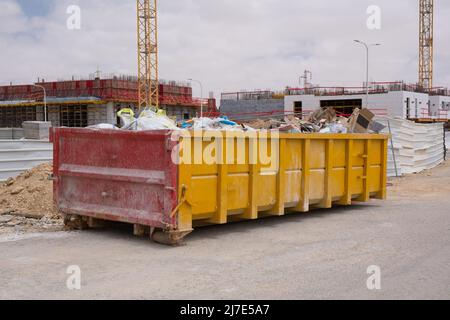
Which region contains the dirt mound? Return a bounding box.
[0,163,59,219]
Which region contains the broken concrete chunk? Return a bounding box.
[0,215,13,223]
[5,178,15,187]
[10,187,25,195]
[22,171,32,179]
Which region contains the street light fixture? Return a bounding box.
[354,40,381,109]
[188,78,204,118]
[32,84,47,122]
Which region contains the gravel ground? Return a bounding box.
[0,161,449,300]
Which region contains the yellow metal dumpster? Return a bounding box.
[52,129,388,245]
[175,132,388,233]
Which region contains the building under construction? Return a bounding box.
[284,82,450,121]
[220,82,450,122]
[0,75,217,128]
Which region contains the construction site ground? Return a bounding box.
[0,160,449,300]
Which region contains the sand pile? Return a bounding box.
[0,163,59,219]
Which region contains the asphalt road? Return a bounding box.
[1,162,449,300]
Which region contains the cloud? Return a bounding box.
[0,0,448,99]
[0,0,27,34]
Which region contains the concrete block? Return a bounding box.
[22,121,52,140]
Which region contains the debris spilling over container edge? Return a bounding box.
[88,107,385,134]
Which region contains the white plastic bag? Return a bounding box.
[88,123,118,130]
[136,109,178,130]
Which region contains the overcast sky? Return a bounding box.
[0,0,449,99]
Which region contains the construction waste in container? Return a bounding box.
[89,107,385,134]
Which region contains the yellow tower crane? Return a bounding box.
[419,0,434,91]
[137,0,159,111]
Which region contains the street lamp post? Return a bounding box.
[354,40,380,109]
[33,84,47,122]
[188,78,204,118]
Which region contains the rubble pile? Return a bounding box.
[0,163,62,234]
[244,108,380,134]
[245,116,321,133]
[90,107,384,134]
[191,108,384,133]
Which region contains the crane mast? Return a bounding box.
[137,0,159,111]
[419,0,434,91]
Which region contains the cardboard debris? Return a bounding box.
[307,108,337,124]
[349,108,374,133]
[241,108,385,134]
[245,119,285,130]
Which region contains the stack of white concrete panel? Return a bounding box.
[0,128,26,140]
[0,140,53,182]
[377,118,444,176]
[0,128,12,140]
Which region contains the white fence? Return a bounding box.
[378,118,445,177]
[0,140,53,182]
